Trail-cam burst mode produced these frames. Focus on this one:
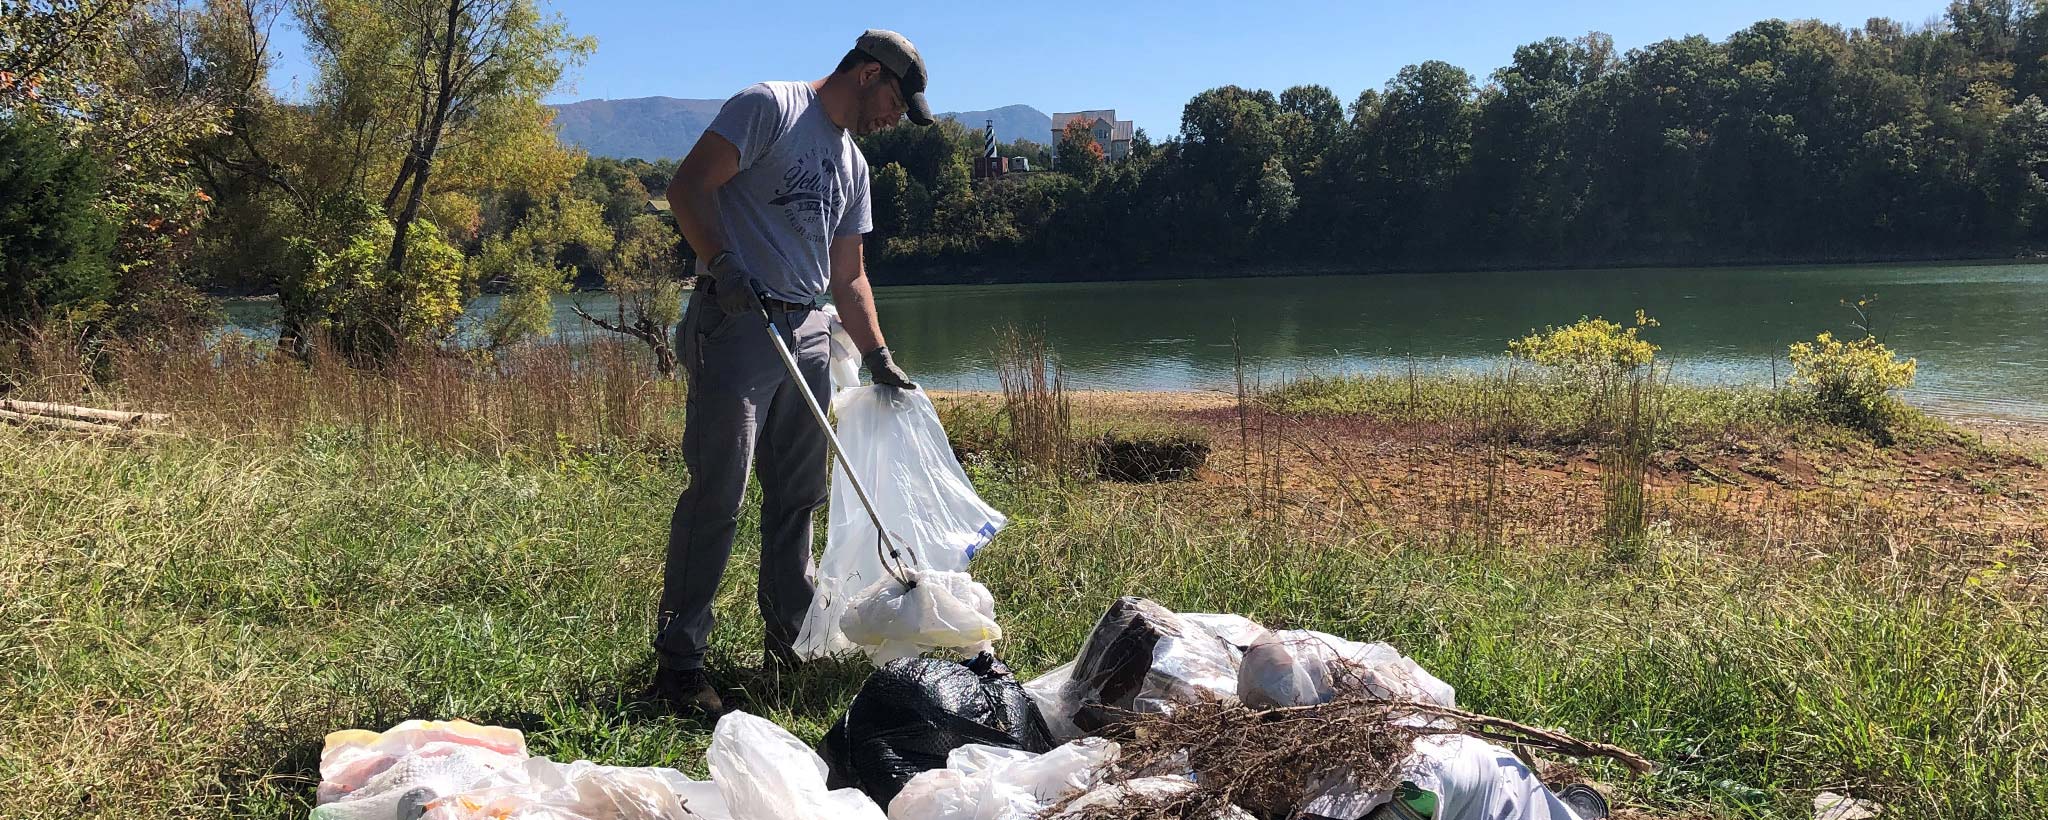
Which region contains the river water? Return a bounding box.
[221,261,2048,419]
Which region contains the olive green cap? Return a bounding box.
[854,29,932,125]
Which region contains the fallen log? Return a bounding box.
[0,399,169,427]
[0,408,124,434]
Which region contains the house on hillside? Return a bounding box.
[1049,109,1135,164]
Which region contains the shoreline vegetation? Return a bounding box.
[198,253,2046,303]
[4,326,2045,819]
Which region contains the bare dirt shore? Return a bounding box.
[936,389,2048,572]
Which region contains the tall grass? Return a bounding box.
[3,330,683,456]
[994,326,1074,478]
[1597,367,1662,558]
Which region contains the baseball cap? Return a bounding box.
[854,29,932,126]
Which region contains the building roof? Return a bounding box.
[1050,109,1117,131]
[1111,120,1135,142]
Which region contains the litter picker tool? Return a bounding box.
[758,309,920,588]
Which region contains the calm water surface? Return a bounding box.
[222,262,2048,419]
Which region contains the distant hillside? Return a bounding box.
[549,96,724,160]
[551,96,1049,159]
[938,104,1050,147]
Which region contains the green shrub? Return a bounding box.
[0,118,115,329]
[281,196,469,357]
[1786,331,1917,439]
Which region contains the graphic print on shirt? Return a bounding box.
[767,146,844,244]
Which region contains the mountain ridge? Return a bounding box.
[548,96,1050,159]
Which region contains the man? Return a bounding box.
[651,30,930,714]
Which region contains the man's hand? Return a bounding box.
[863,347,916,389]
[707,252,763,316]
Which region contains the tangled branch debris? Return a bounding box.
[1050,691,1651,820]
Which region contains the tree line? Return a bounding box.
[862,3,2048,279]
[8,1,2048,356]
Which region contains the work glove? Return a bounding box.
[705,251,763,316]
[863,346,917,390]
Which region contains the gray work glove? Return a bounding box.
[863,346,917,390]
[705,251,762,316]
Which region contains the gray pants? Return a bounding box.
[654,290,831,672]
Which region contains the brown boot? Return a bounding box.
[652,666,723,716]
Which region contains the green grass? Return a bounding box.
[1257,368,1998,459]
[2,413,2044,818]
[1261,369,1797,445]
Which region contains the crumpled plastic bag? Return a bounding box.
[886,739,1119,820]
[312,741,527,820]
[316,720,527,805]
[821,654,1056,808]
[1021,661,1085,744]
[1062,597,1255,733]
[312,720,532,820]
[839,568,1002,665]
[1180,613,1270,650]
[313,719,732,820]
[1299,735,1586,820]
[819,305,862,393]
[1024,613,1266,745]
[797,385,1008,664]
[1238,630,1456,710]
[708,710,887,820]
[420,757,732,820]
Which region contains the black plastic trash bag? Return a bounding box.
[1066,596,1248,734]
[820,652,1055,808]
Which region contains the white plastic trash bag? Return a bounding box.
[313,721,528,811]
[1294,735,1587,820]
[888,739,1120,820]
[420,757,732,820]
[312,741,527,820]
[1181,613,1270,649]
[839,568,1003,665]
[1239,630,1456,711]
[707,710,887,820]
[315,720,731,820]
[796,385,1008,663]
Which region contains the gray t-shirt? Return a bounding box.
[707,81,872,303]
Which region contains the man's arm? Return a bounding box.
[830,234,914,389]
[828,233,885,352]
[666,132,741,267]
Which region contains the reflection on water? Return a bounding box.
[220,261,2048,419]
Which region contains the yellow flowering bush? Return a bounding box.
[1787,331,1917,437]
[1509,311,1660,379]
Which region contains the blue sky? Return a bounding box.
[266,0,1950,136]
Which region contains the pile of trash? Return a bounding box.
[313,597,1632,820]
